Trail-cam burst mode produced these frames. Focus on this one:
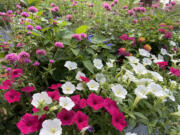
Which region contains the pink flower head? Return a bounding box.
[7,10,13,14]
[170,67,180,76]
[104,98,119,115]
[171,1,176,6]
[87,93,104,110]
[80,76,90,83]
[35,25,42,30]
[4,89,21,103]
[73,1,78,6]
[66,14,72,21]
[33,61,40,66]
[51,6,59,12]
[88,3,94,7]
[118,48,127,56]
[16,113,40,134]
[51,3,56,7]
[57,109,75,126]
[133,19,138,24]
[28,6,38,13]
[16,4,21,9]
[11,68,23,79]
[111,2,115,7]
[102,2,112,11]
[79,98,87,109]
[112,110,127,132]
[72,34,82,41]
[54,42,64,48]
[21,86,35,93]
[128,10,135,16]
[74,111,89,130]
[71,95,87,110]
[32,106,39,113]
[48,83,62,89]
[5,53,18,63]
[1,80,12,90]
[36,49,46,56]
[123,5,128,9]
[156,61,168,68]
[18,51,30,64]
[152,3,159,8]
[47,90,60,101]
[164,31,172,39]
[16,42,25,47]
[27,31,32,35]
[158,28,166,34]
[120,34,129,40]
[21,12,29,17]
[80,33,87,39]
[27,25,33,30]
[114,0,118,4]
[49,59,54,63]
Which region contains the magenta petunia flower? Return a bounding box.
[87,93,104,110]
[47,90,60,101]
[36,49,46,56]
[164,31,172,39]
[71,95,87,110]
[156,61,168,68]
[80,76,90,83]
[104,98,119,115]
[170,67,180,76]
[1,79,12,90]
[74,111,89,130]
[120,34,129,40]
[11,68,23,79]
[5,53,19,63]
[16,113,40,134]
[111,110,127,132]
[57,109,75,126]
[48,83,62,89]
[21,86,35,93]
[54,42,64,48]
[79,98,87,109]
[4,89,21,103]
[28,6,38,13]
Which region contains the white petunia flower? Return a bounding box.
[59,96,75,111]
[61,82,75,94]
[40,118,62,135]
[178,105,180,116]
[134,85,148,99]
[131,63,148,75]
[106,59,115,68]
[76,83,83,91]
[76,71,86,81]
[111,84,127,99]
[96,73,106,84]
[149,71,163,82]
[164,88,175,102]
[93,59,103,69]
[142,58,152,65]
[122,70,137,82]
[139,49,150,57]
[134,78,154,86]
[64,61,77,70]
[87,80,99,91]
[125,132,137,135]
[161,48,168,55]
[127,56,139,64]
[170,41,176,46]
[31,92,52,108]
[170,80,177,87]
[147,83,166,97]
[158,54,164,61]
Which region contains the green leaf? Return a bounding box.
[82,60,94,74]
[134,112,148,120]
[71,48,80,56]
[75,25,88,34]
[91,35,107,44]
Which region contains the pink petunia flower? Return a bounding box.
[1,80,12,90]
[48,83,62,89]
[11,68,23,79]
[170,67,180,76]
[71,95,87,110]
[4,89,21,103]
[104,98,119,115]
[47,90,60,101]
[87,93,104,110]
[74,111,89,130]
[21,86,35,93]
[156,61,168,68]
[57,109,75,126]
[80,76,90,83]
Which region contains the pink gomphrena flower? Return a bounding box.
[73,1,78,6]
[21,86,35,93]
[18,51,30,64]
[128,10,135,15]
[102,2,112,11]
[164,8,169,12]
[72,34,82,41]
[88,3,94,7]
[104,98,119,115]
[16,4,21,9]
[51,6,59,12]
[28,6,38,13]
[5,53,19,63]
[74,111,89,130]
[48,83,62,89]
[33,61,40,66]
[114,0,118,4]
[66,14,72,21]
[138,2,143,6]
[87,93,104,110]
[80,76,90,83]
[133,19,138,24]
[16,42,25,47]
[57,109,75,126]
[164,31,172,39]
[16,113,41,134]
[152,3,159,8]
[36,49,46,56]
[27,25,33,30]
[51,3,56,7]
[111,2,115,7]
[140,7,146,12]
[21,12,29,17]
[80,33,87,39]
[49,59,54,63]
[35,25,42,30]
[158,28,166,34]
[156,61,168,68]
[4,89,21,103]
[0,12,6,16]
[71,95,87,110]
[27,31,32,35]
[171,1,176,6]
[53,20,57,25]
[123,5,128,9]
[54,42,64,48]
[120,34,129,40]
[47,90,60,101]
[170,67,180,76]
[7,10,13,14]
[118,48,127,56]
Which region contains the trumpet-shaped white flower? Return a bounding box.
[59,96,75,111]
[149,71,163,82]
[142,58,152,65]
[31,92,52,108]
[93,59,103,69]
[96,73,106,84]
[161,48,168,55]
[39,118,62,135]
[125,132,137,135]
[131,63,148,75]
[112,84,127,99]
[76,71,86,81]
[122,70,137,82]
[87,80,99,91]
[76,83,83,91]
[164,88,175,102]
[134,85,148,99]
[61,82,75,94]
[147,83,166,97]
[134,78,154,86]
[139,49,150,57]
[64,61,77,70]
[127,56,139,64]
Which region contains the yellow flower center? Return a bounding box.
[66,87,70,91]
[50,128,56,133]
[90,84,95,88]
[116,90,121,95]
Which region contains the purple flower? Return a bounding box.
[128,10,135,16]
[36,49,46,56]
[54,42,64,48]
[35,25,42,30]
[27,25,33,30]
[21,12,29,17]
[88,35,94,42]
[28,6,38,13]
[5,53,18,63]
[49,59,54,63]
[7,10,13,14]
[33,61,40,66]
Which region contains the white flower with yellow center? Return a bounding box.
[39,118,62,135]
[59,97,75,111]
[31,92,52,108]
[93,58,103,69]
[61,82,75,94]
[87,80,99,91]
[134,85,148,99]
[147,83,166,97]
[111,84,127,99]
[64,61,77,70]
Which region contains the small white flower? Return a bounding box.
[178,105,180,116]
[134,78,154,86]
[134,85,148,99]
[127,56,139,64]
[147,83,166,97]
[149,71,163,82]
[87,80,99,91]
[170,80,177,86]
[122,70,137,82]
[170,41,176,46]
[151,54,157,60]
[126,132,137,135]
[158,54,164,61]
[62,82,75,94]
[76,71,86,81]
[93,59,103,69]
[64,61,77,70]
[76,83,83,91]
[106,59,115,68]
[139,49,150,57]
[111,84,127,99]
[164,88,175,102]
[161,48,168,55]
[131,63,148,75]
[143,58,152,65]
[40,118,62,135]
[59,96,75,110]
[31,92,52,108]
[96,73,106,84]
